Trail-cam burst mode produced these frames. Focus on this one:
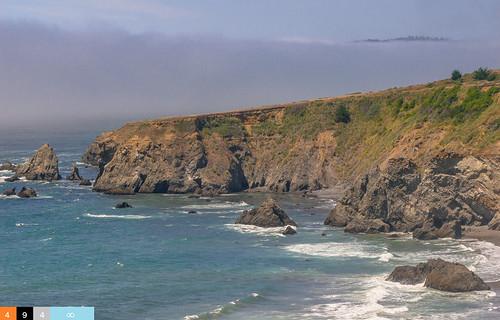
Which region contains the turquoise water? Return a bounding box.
[1,131,500,319]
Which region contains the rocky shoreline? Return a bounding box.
[324,152,499,240]
[2,73,499,295]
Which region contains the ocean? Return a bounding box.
[0,130,499,320]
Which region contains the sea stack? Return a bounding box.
[16,144,61,181]
[235,198,297,228]
[66,163,83,181]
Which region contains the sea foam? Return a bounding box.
[182,201,251,210]
[83,213,151,220]
[225,224,289,237]
[283,242,392,261]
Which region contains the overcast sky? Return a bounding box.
[0,0,499,131]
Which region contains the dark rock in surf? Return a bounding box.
[387,263,430,285]
[0,161,16,171]
[17,187,37,198]
[235,198,297,228]
[115,202,132,209]
[2,188,16,196]
[79,179,92,186]
[5,175,20,182]
[387,258,490,292]
[282,225,297,235]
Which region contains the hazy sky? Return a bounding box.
[0,0,499,131]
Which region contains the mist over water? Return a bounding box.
[1,21,499,132]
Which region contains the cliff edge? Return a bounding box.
[83,72,499,195]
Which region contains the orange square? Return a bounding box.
[0,307,16,320]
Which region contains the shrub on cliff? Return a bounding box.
[334,105,351,123]
[451,70,462,81]
[450,87,498,122]
[472,67,496,81]
[201,117,246,137]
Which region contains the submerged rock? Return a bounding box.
[17,187,37,198]
[235,198,297,228]
[115,202,132,209]
[282,225,297,235]
[15,144,60,181]
[387,259,490,292]
[325,153,499,239]
[2,188,16,196]
[67,164,83,181]
[5,175,20,182]
[79,179,92,186]
[0,161,16,171]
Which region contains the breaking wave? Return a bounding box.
[83,213,152,220]
[184,292,261,320]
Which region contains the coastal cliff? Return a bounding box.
[84,72,499,196]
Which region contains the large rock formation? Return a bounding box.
[82,74,499,195]
[325,153,499,239]
[387,259,490,292]
[16,144,60,181]
[235,198,297,227]
[85,110,338,195]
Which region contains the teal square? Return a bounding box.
[50,307,94,320]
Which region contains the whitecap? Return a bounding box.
[459,240,500,282]
[315,199,336,209]
[0,194,20,200]
[225,224,289,237]
[183,292,260,320]
[283,242,390,260]
[378,252,394,262]
[16,223,40,227]
[83,213,151,220]
[304,276,421,319]
[181,201,251,210]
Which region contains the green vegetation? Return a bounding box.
[201,117,246,137]
[334,105,351,123]
[473,67,496,81]
[450,87,498,122]
[252,75,498,148]
[253,102,341,138]
[174,119,196,133]
[451,70,462,81]
[389,96,417,116]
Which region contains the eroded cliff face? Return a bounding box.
[324,153,500,236]
[86,106,339,194]
[84,73,499,195]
